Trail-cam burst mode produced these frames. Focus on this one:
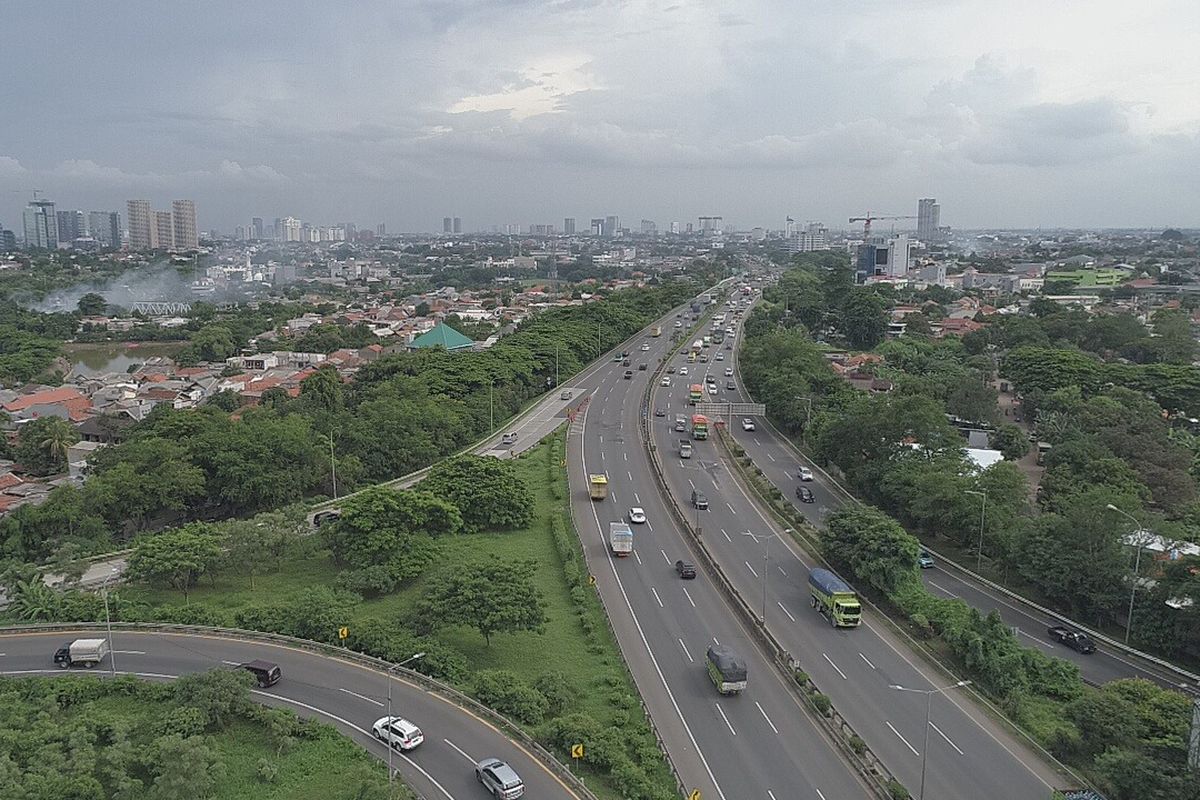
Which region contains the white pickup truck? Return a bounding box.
[53,638,110,669]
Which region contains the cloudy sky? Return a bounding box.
[3,0,1197,233]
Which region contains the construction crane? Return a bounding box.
[849,212,916,240]
[3,189,45,200]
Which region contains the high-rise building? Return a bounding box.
[127,200,153,250]
[785,223,829,254]
[563,217,575,235]
[669,221,679,234]
[252,217,264,240]
[698,216,723,234]
[0,229,16,251]
[23,200,58,249]
[452,217,462,234]
[172,200,198,249]
[605,215,619,237]
[590,218,605,236]
[88,211,121,249]
[376,223,386,236]
[280,217,302,242]
[154,211,175,249]
[640,219,657,235]
[443,217,452,233]
[56,210,86,243]
[917,198,940,242]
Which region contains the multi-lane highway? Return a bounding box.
[0,628,586,800]
[567,303,875,800]
[717,293,1200,696]
[646,289,1068,800]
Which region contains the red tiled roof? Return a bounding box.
[0,473,23,491]
[3,387,88,412]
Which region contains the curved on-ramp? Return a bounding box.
[0,625,593,800]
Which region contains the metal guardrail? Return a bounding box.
[639,312,897,800]
[0,621,600,800]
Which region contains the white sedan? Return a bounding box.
[724,367,734,377]
[679,366,689,376]
[741,418,755,431]
[628,507,647,524]
[798,466,814,481]
[660,376,670,387]
[372,716,424,751]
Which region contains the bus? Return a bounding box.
[688,384,703,405]
[691,414,709,440]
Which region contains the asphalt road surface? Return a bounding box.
[0,629,585,800]
[647,289,1067,800]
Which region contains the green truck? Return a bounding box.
[808,568,862,627]
[705,645,747,695]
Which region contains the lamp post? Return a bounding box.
[101,567,119,676]
[965,489,987,572]
[741,531,772,623]
[329,430,337,501]
[1106,503,1150,644]
[386,652,426,785]
[793,395,814,429]
[488,378,496,433]
[890,680,972,800]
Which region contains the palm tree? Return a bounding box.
[10,578,59,621]
[38,418,78,472]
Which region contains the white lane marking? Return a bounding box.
[338,687,384,707]
[745,561,759,578]
[688,478,696,489]
[600,451,605,460]
[777,602,796,623]
[859,652,877,670]
[633,551,643,565]
[822,653,847,680]
[647,522,654,532]
[624,452,628,461]
[679,638,694,662]
[816,789,827,800]
[721,528,731,542]
[715,703,737,736]
[766,453,776,462]
[634,492,641,503]
[651,587,664,607]
[443,737,475,763]
[661,549,671,564]
[755,701,780,734]
[257,691,455,799]
[682,587,697,608]
[0,669,175,678]
[221,660,240,666]
[930,721,965,755]
[713,637,720,645]
[777,566,787,577]
[113,650,145,655]
[769,791,778,800]
[726,502,737,515]
[887,721,920,756]
[627,471,633,481]
[611,491,618,503]
[928,580,959,598]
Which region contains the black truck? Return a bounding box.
[1048,626,1097,654]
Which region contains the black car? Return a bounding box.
[691,489,709,510]
[675,559,697,579]
[638,363,647,371]
[796,486,815,503]
[622,358,631,366]
[1048,626,1097,654]
[654,407,666,417]
[623,370,633,379]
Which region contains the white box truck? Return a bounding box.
[608,522,634,557]
[53,638,110,669]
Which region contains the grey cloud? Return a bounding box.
[965,98,1136,166]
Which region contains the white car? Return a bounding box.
[679,366,689,375]
[798,466,814,481]
[724,367,734,377]
[629,507,647,524]
[674,320,683,328]
[660,376,670,387]
[372,716,424,751]
[741,418,755,431]
[641,344,650,351]
[707,384,718,395]
[715,352,725,361]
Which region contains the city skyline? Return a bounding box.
[2,2,1198,232]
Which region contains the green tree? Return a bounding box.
[822,506,920,595]
[417,560,547,645]
[15,416,79,476]
[1151,309,1198,365]
[190,324,237,363]
[8,576,60,621]
[148,734,222,800]
[126,524,225,601]
[421,455,534,531]
[171,668,255,729]
[990,423,1031,461]
[839,288,888,350]
[299,365,344,411]
[77,292,108,316]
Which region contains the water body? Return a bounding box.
[65,342,184,377]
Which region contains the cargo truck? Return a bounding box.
[678,439,693,458]
[588,474,609,501]
[651,326,662,337]
[53,638,110,669]
[608,522,634,557]
[807,568,862,627]
[691,414,709,440]
[705,645,747,694]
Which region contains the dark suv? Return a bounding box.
[238,660,282,687]
[691,489,709,510]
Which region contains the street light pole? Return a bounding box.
[102,567,119,677]
[1106,503,1148,644]
[489,379,495,433]
[890,680,971,800]
[329,430,337,501]
[793,395,814,429]
[965,490,987,572]
[386,652,426,785]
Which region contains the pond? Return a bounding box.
[65,342,185,377]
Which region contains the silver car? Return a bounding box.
[476,758,525,799]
